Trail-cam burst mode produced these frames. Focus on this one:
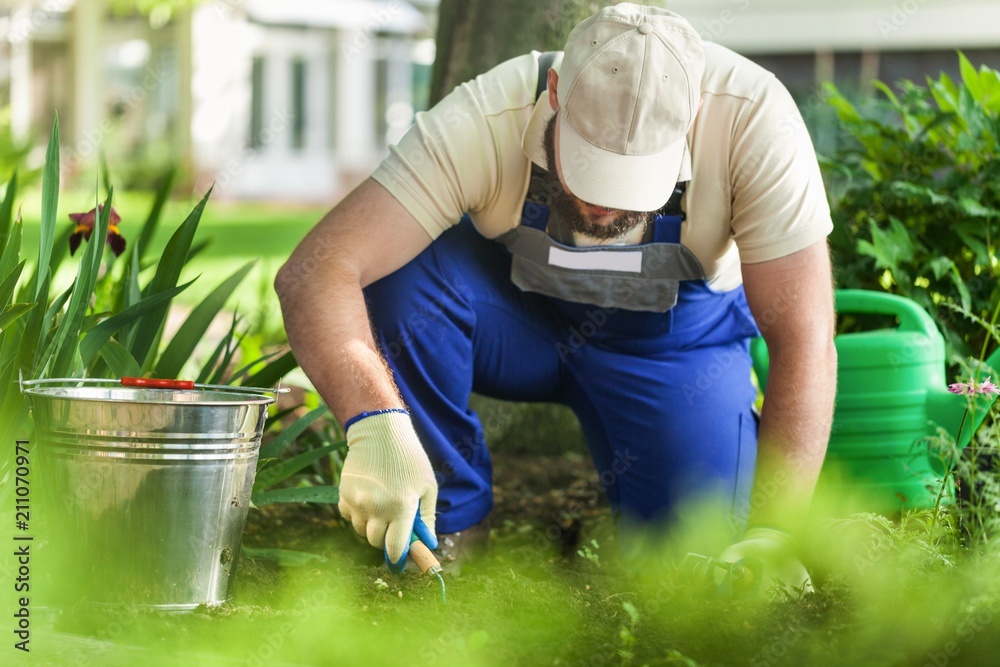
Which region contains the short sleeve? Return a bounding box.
[373,53,545,240]
[729,75,833,264]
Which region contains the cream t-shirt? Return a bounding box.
[372,44,832,291]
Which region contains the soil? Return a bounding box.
[244,451,611,558]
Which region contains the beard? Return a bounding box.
[542,115,656,242]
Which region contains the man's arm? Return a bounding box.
[274,177,432,421]
[274,178,439,565]
[740,238,837,530]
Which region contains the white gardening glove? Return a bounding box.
[718,526,813,597]
[337,410,438,572]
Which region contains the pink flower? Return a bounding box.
[949,381,974,396]
[979,377,1000,395]
[948,377,1000,396]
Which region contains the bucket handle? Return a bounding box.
[20,375,290,396]
[122,377,195,390]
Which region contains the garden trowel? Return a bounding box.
[680,552,762,599]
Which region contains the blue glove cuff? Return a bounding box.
[344,408,409,433]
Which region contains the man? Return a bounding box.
[275,4,836,591]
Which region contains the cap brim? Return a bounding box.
[558,113,685,212]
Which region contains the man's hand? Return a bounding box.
[337,410,438,572]
[719,526,813,596]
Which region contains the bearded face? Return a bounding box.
[541,115,657,242]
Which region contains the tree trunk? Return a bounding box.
[430,0,665,106]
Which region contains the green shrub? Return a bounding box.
[823,53,1000,366]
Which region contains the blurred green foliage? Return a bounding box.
[0,105,39,187]
[823,53,1000,368]
[24,492,1000,667]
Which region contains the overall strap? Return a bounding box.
[522,52,559,233]
[526,50,689,243]
[536,51,558,100]
[652,182,687,244]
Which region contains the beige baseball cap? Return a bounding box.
[556,4,705,212]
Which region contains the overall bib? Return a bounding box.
[364,168,763,534]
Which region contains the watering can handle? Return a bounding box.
[835,289,938,336]
[749,290,939,394]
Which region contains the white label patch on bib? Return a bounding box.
[547,247,643,273]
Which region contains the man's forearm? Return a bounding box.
[273,178,433,426]
[748,338,837,531]
[275,266,404,425]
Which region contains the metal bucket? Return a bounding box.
[22,378,277,612]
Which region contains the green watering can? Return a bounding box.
[751,289,1000,511]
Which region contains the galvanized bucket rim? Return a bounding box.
[21,377,281,406]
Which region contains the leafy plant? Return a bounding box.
[0,118,302,508]
[577,538,602,567]
[251,403,344,508]
[823,53,1000,366]
[617,600,640,666]
[16,127,282,381]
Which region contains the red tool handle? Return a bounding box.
[121,377,195,390]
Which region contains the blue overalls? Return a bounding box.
[363,169,763,535]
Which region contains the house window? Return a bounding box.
[327,48,337,151]
[291,58,307,151]
[375,55,389,146]
[249,55,265,149]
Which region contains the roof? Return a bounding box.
[668,0,1000,53]
[243,0,427,34]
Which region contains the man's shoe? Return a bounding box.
[435,518,491,573]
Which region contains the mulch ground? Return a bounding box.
[244,451,610,558]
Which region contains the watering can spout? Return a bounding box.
[926,391,979,447]
[984,345,1000,385]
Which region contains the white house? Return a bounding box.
[0,0,433,202]
[667,0,1000,93]
[1,0,997,203]
[190,0,431,201]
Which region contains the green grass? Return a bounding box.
[12,496,1000,667]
